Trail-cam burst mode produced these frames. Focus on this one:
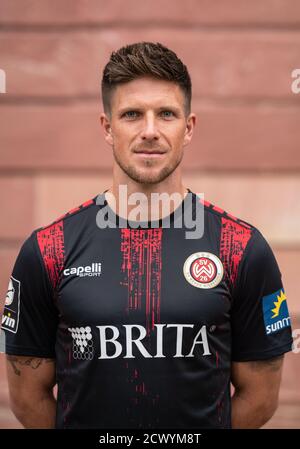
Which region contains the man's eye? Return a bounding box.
[123,111,139,119]
[161,111,174,118]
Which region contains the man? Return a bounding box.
[1,42,293,429]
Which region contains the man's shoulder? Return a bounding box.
[199,195,258,235]
[32,195,97,237]
[198,195,265,270]
[198,196,274,289]
[198,197,258,232]
[22,195,97,290]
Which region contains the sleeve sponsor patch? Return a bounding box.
[262,288,291,335]
[1,276,21,334]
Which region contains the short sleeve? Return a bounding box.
[231,228,293,362]
[1,231,58,358]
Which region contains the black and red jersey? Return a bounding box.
[1,189,293,428]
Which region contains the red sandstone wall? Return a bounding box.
[0,0,299,428]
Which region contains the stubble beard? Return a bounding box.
[112,145,184,186]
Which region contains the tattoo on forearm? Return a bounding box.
[6,356,54,376]
[249,355,284,372]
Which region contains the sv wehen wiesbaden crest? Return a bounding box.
[183,252,224,289]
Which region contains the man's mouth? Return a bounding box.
[133,150,166,157]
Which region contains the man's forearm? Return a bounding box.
[231,390,276,429]
[231,356,283,428]
[6,355,57,428]
[12,392,57,429]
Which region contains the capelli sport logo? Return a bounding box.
[262,288,291,335]
[63,263,102,277]
[1,277,21,334]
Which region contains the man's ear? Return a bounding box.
[183,113,196,148]
[100,113,113,146]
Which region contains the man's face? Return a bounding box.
[102,76,195,185]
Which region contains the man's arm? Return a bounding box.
[6,355,57,428]
[231,355,284,429]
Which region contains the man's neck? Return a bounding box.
[104,184,189,222]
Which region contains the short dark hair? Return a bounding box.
[101,41,192,118]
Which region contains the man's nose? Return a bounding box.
[140,114,160,140]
